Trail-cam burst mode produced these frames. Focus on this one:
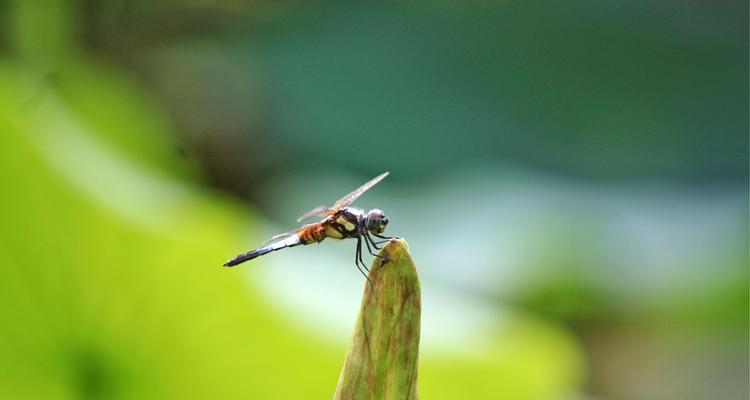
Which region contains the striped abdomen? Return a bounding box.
[298,223,327,244]
[223,223,328,267]
[223,234,303,266]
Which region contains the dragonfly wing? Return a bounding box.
[261,228,301,245]
[331,171,389,210]
[261,221,324,245]
[296,205,331,222]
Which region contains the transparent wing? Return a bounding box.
[261,228,301,245]
[331,171,389,210]
[261,222,323,245]
[296,205,331,222]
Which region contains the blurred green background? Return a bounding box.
[0,1,747,399]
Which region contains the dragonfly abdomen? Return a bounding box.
[223,235,301,266]
[299,224,327,244]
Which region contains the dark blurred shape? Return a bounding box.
[71,347,117,400]
[81,1,748,201]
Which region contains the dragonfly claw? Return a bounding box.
[379,255,391,267]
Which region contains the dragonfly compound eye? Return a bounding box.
[378,216,389,233]
[366,209,388,233]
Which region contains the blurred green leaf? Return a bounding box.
[0,59,585,398]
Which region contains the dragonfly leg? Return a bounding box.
[364,234,390,267]
[355,237,370,273]
[363,233,384,257]
[355,238,373,287]
[372,233,394,245]
[368,234,381,250]
[365,232,385,250]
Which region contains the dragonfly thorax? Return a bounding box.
[324,207,365,239]
[324,207,388,239]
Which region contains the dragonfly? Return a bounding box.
[223,172,393,279]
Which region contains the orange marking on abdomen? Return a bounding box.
[298,224,327,244]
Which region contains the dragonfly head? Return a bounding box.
[365,209,389,234]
